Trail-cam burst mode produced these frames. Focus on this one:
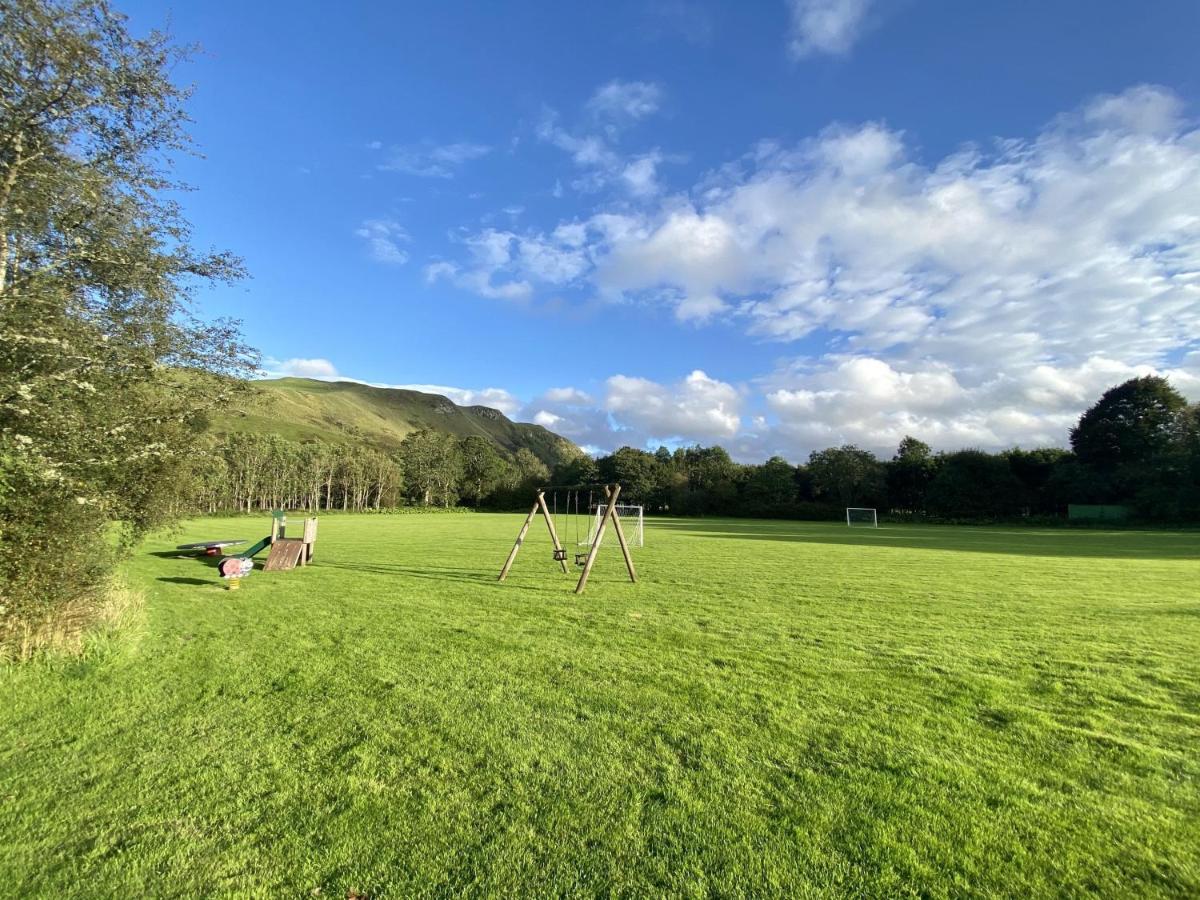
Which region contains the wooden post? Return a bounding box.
[575,484,626,594]
[301,517,318,565]
[609,504,638,584]
[537,490,569,574]
[499,497,541,581]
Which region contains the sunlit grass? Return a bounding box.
[2,514,1197,897]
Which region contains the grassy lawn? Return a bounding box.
[2,513,1198,897]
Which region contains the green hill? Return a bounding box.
[212,377,577,465]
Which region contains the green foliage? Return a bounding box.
[926,450,1025,519]
[0,0,255,648]
[887,436,937,513]
[458,436,506,506]
[1071,376,1188,472]
[597,446,661,501]
[2,513,1198,894]
[1004,447,1071,514]
[742,456,799,516]
[399,429,462,507]
[807,445,885,509]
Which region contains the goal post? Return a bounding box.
[846,507,878,527]
[583,503,644,548]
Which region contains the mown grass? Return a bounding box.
[2,514,1198,897]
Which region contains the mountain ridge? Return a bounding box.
[212,377,578,466]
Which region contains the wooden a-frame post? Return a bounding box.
[574,484,637,594]
[498,489,568,582]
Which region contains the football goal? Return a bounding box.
[846,507,878,527]
[582,504,644,548]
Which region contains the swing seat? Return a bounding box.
[575,553,589,566]
[553,549,568,562]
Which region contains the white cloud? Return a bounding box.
[355,218,410,264]
[425,226,592,301]
[606,370,742,442]
[621,152,665,197]
[586,80,664,122]
[760,355,1200,459]
[536,83,671,198]
[265,357,341,379]
[378,141,491,178]
[787,0,874,59]
[439,85,1200,457]
[511,372,742,451]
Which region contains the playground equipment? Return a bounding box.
[499,483,637,594]
[210,511,318,580]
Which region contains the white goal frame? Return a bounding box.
[846,507,878,527]
[583,503,644,547]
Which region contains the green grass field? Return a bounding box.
[2,514,1198,897]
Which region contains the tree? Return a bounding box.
[458,436,505,506]
[1003,447,1070,515]
[807,446,885,509]
[675,445,741,514]
[399,429,462,506]
[551,452,598,490]
[512,447,550,490]
[597,447,661,502]
[743,456,798,516]
[0,0,255,648]
[887,436,937,513]
[925,450,1024,519]
[1070,376,1188,473]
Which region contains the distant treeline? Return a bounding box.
[191,375,1199,523]
[576,376,1198,523]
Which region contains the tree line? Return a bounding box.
[182,431,556,514]
[566,376,1198,523]
[186,375,1198,525]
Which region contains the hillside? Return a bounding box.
[212,377,577,465]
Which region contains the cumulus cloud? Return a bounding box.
[377,141,491,178]
[513,373,743,451]
[355,218,409,264]
[439,85,1200,457]
[265,357,341,379]
[607,370,742,442]
[760,355,1200,458]
[787,0,874,58]
[451,86,1200,364]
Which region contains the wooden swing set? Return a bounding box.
[498,483,637,594]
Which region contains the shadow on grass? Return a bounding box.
[157,577,212,586]
[651,519,1200,561]
[318,561,589,595]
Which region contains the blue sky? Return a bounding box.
[125,0,1200,459]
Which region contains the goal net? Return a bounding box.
[846,507,878,527]
[582,504,644,548]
